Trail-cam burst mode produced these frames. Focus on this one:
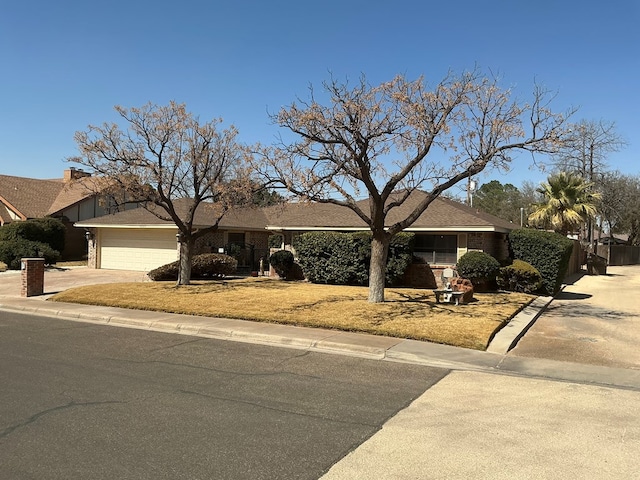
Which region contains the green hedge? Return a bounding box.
[148,253,237,281]
[293,231,414,286]
[508,229,574,295]
[456,251,501,291]
[0,217,66,269]
[0,217,66,253]
[268,250,295,280]
[0,239,60,269]
[497,259,543,293]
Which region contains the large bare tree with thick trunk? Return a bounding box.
[260,71,572,302]
[71,101,255,285]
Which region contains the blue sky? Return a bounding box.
[1,0,638,195]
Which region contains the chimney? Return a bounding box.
[64,167,91,182]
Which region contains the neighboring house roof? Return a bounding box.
[0,174,63,220]
[0,169,99,222]
[76,191,517,233]
[46,176,105,215]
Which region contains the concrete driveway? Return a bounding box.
[0,267,149,299]
[509,265,640,370]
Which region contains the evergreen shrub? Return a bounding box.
[508,229,573,295]
[0,217,65,253]
[456,251,501,291]
[497,259,543,293]
[268,250,295,280]
[148,253,237,281]
[0,239,60,269]
[293,231,414,286]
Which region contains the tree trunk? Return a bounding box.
[368,232,391,303]
[176,237,194,286]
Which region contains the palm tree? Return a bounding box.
[528,172,601,236]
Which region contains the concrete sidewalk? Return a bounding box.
[321,370,640,479]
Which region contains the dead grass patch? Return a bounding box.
[50,277,534,350]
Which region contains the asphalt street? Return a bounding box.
[0,311,448,480]
[1,266,640,478]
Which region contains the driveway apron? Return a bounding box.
[508,265,640,369]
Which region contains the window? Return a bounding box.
[227,232,245,246]
[414,234,457,265]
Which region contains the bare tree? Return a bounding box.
[547,119,627,243]
[71,101,255,285]
[599,171,640,245]
[260,71,572,302]
[549,119,627,181]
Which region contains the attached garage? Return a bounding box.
[98,228,178,271]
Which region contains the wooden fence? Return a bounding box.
[600,245,640,266]
[566,240,585,276]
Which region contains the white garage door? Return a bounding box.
[99,228,178,271]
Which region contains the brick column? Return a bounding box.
[21,258,45,297]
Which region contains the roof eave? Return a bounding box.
[267,225,514,233]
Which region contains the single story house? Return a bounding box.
[0,168,114,259]
[76,191,517,273]
[76,201,272,272]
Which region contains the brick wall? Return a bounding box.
[85,230,97,268]
[467,232,509,261]
[194,231,226,254]
[21,258,45,297]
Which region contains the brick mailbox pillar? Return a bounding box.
[21,258,45,297]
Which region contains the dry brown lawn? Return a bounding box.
[50,278,534,350]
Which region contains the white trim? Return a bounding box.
[266,225,511,233]
[75,223,180,229]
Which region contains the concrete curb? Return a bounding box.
[3,294,639,390]
[486,296,554,355]
[0,292,551,362]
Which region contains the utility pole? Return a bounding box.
[467,177,477,207]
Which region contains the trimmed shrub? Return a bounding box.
[292,231,414,286]
[293,232,362,284]
[0,238,60,269]
[28,217,66,253]
[148,253,237,281]
[497,259,543,293]
[509,229,574,295]
[456,251,501,291]
[268,250,295,280]
[385,233,415,285]
[0,217,65,253]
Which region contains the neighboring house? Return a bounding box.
[0,168,113,259]
[76,191,517,273]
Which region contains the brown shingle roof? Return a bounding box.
[76,199,271,231]
[0,174,63,219]
[77,191,516,232]
[265,191,515,232]
[47,176,105,215]
[0,173,99,219]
